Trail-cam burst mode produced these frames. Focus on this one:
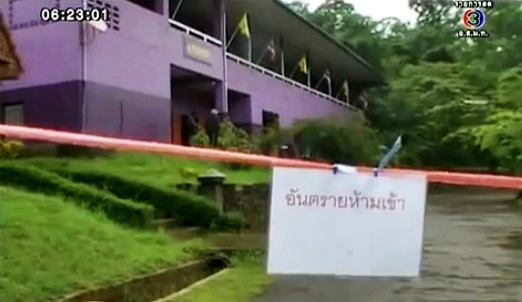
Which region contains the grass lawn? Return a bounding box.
[170,228,267,250]
[171,256,271,302]
[0,186,205,302]
[21,152,270,187]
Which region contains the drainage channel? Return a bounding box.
[57,251,232,302]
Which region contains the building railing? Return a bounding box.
[168,19,355,110]
[226,53,354,109]
[168,19,222,46]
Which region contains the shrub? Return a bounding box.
[217,118,257,170]
[210,211,247,233]
[190,118,258,170]
[256,127,294,156]
[53,169,221,228]
[291,114,380,165]
[0,140,24,159]
[0,163,154,227]
[217,119,255,152]
[56,144,113,158]
[178,167,199,180]
[190,127,210,148]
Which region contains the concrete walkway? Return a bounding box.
[252,191,522,302]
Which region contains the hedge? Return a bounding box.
[51,169,221,228]
[0,163,154,227]
[210,211,247,233]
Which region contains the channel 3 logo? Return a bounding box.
[461,8,486,29]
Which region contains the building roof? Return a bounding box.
[175,0,384,87]
[226,0,384,86]
[271,0,384,85]
[0,10,23,81]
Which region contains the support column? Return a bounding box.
[212,0,228,114]
[155,0,167,16]
[214,82,226,113]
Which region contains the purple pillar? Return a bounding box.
[214,82,225,113]
[213,0,228,114]
[157,0,167,16]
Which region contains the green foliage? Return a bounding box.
[53,169,221,228]
[210,211,247,233]
[217,118,257,153]
[1,186,202,302]
[179,166,199,180]
[0,140,24,159]
[256,127,294,155]
[190,119,256,154]
[288,1,522,172]
[56,144,113,158]
[471,111,522,173]
[292,115,380,165]
[0,163,154,227]
[189,118,257,170]
[190,127,210,148]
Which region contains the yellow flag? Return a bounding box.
[298,56,308,74]
[342,80,349,101]
[238,13,250,38]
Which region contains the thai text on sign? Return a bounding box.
[268,167,428,277]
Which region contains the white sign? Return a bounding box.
[267,167,427,277]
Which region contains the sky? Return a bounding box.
[298,0,417,22]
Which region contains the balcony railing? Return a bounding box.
[169,19,222,46]
[169,19,355,110]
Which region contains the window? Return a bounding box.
[3,103,24,125]
[86,0,120,31]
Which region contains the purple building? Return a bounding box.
[0,0,382,144]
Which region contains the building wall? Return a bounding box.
[0,0,83,90]
[82,81,171,141]
[227,62,350,127]
[0,81,82,131]
[1,0,353,139]
[83,0,224,99]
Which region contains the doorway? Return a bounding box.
[181,113,200,146]
[262,110,279,133]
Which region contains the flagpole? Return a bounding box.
[307,63,311,87]
[304,53,310,86]
[255,46,267,64]
[226,26,238,49]
[220,1,229,113]
[314,76,324,89]
[280,36,285,76]
[170,0,185,19]
[326,65,332,95]
[327,77,332,95]
[247,36,252,62]
[289,63,299,78]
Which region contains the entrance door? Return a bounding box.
[171,112,182,145]
[181,114,191,146]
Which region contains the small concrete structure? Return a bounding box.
[197,169,226,213]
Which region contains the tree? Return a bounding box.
[287,1,522,171]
